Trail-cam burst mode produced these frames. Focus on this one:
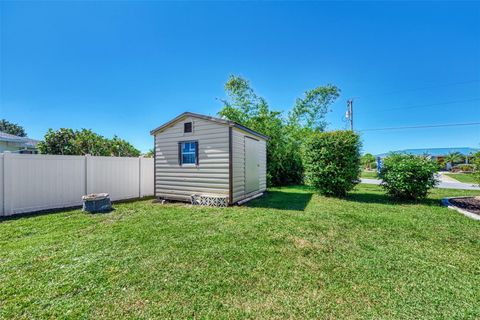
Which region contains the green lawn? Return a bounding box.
[445,173,478,184]
[1,185,479,319]
[361,170,378,179]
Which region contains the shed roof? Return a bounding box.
[150,112,270,141]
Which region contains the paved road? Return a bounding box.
[360,178,480,191]
[438,172,459,183]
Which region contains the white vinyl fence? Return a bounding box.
[0,153,154,216]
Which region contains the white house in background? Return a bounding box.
[150,112,269,205]
[0,131,39,154]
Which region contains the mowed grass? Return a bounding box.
[445,173,478,184]
[361,170,378,179]
[1,185,479,319]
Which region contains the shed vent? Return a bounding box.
[184,122,192,133]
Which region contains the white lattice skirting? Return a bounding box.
[191,194,229,207]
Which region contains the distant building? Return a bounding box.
[375,147,479,170]
[376,147,479,160]
[0,131,40,154]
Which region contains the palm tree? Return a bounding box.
[444,152,463,170]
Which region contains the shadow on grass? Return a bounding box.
[0,197,153,223]
[245,187,314,211]
[345,192,440,207]
[0,206,81,223]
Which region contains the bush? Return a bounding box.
[379,154,438,200]
[437,158,446,170]
[451,163,475,173]
[303,130,361,196]
[473,152,480,185]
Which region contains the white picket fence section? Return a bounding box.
[0,153,154,216]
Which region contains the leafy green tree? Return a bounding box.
[361,153,376,170]
[38,128,78,155]
[38,128,140,157]
[144,148,155,158]
[75,129,110,156]
[218,76,300,185]
[0,119,27,137]
[109,135,141,157]
[218,75,340,186]
[289,85,340,132]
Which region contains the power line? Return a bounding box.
[359,122,480,132]
[355,79,480,100]
[355,97,480,114]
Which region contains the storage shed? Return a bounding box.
[150,112,269,205]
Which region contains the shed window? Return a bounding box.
[184,122,192,133]
[179,141,198,165]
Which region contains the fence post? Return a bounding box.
[3,152,11,216]
[0,154,2,216]
[139,156,142,198]
[85,154,90,195]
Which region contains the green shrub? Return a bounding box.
[303,130,361,196]
[379,154,438,200]
[451,164,475,173]
[473,152,480,185]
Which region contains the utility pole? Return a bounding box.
[346,99,353,130]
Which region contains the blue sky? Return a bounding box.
[1,1,479,154]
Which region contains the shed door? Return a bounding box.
[245,137,260,194]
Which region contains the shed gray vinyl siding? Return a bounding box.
[155,116,230,201]
[232,127,267,203]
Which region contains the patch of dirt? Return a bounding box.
[292,237,313,249]
[449,197,480,215]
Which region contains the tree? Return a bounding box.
[472,151,480,186]
[37,128,78,155]
[0,119,27,137]
[144,148,155,158]
[444,152,463,170]
[289,85,340,132]
[218,75,340,186]
[37,128,140,157]
[219,76,295,185]
[74,129,110,156]
[109,135,141,157]
[361,153,376,170]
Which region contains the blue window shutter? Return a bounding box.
[178,142,182,166]
[195,141,199,166]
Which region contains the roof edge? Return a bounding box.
[150,112,270,140]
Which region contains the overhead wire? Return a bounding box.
[358,122,480,132]
[345,79,480,131]
[355,97,480,114]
